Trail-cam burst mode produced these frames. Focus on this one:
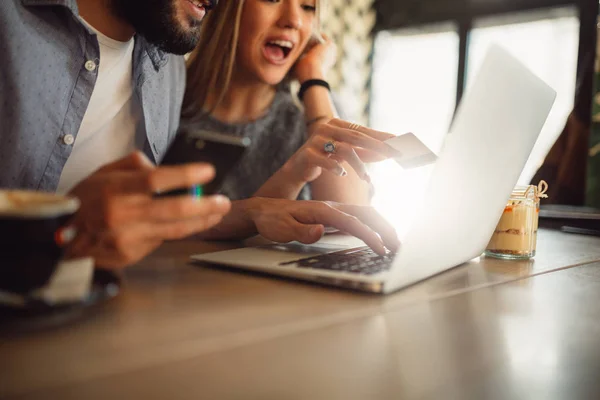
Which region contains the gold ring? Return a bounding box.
[348,122,362,131]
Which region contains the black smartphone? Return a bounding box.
[157,128,251,198]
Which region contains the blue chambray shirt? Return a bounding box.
[0,0,185,191]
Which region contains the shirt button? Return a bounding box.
[84,60,97,72]
[63,134,75,146]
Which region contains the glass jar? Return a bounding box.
[485,181,548,260]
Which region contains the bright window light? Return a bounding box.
[369,24,459,233]
[368,9,579,230]
[467,7,580,184]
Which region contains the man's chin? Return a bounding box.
[143,24,201,54]
[164,37,199,55]
[110,0,201,55]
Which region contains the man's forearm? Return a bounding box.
[196,198,259,241]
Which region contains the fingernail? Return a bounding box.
[386,240,399,253]
[309,226,323,238]
[212,195,230,205]
[195,164,215,178]
[380,239,389,253]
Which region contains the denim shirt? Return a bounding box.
[0,0,185,191]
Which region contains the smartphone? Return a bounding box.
[157,128,251,198]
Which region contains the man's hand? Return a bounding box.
[205,198,400,255]
[65,152,231,269]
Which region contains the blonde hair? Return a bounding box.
[181,0,245,121]
[182,0,325,121]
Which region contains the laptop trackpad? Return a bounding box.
[249,242,352,265]
[257,243,348,255]
[192,240,358,268]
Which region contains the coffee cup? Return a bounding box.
[0,190,79,294]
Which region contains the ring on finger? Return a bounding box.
[348,122,362,131]
[324,140,337,154]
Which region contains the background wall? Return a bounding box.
[321,0,376,125]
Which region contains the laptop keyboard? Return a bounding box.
[281,247,394,275]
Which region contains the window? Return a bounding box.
[467,7,580,184]
[368,8,580,224]
[369,25,459,230]
[370,24,459,152]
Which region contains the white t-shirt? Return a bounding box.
[56,20,140,194]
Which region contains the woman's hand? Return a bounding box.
[201,197,400,255]
[293,33,337,83]
[254,118,399,200]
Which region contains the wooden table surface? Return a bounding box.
[2,229,600,399]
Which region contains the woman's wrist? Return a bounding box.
[196,198,259,241]
[306,115,331,127]
[298,79,330,103]
[280,159,311,186]
[237,197,263,223]
[253,163,306,200]
[295,64,325,85]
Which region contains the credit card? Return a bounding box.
[385,133,437,169]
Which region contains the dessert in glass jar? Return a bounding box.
[485,181,548,260]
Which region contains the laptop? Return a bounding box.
[539,204,600,235]
[191,44,557,294]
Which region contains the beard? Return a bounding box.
[110,0,202,55]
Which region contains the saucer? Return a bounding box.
[0,269,121,333]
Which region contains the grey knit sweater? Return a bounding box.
[181,89,311,201]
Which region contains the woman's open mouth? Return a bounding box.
[263,39,295,65]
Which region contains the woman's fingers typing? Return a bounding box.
[293,202,387,255]
[335,204,401,253]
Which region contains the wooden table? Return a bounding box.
[2,229,600,399]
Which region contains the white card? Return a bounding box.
[385,133,437,169]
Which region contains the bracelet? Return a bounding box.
[298,79,330,101]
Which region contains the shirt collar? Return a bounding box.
[21,0,78,12]
[135,36,169,72]
[21,0,168,71]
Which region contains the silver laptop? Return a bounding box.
[191,44,557,294]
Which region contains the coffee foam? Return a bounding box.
[0,190,79,218]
